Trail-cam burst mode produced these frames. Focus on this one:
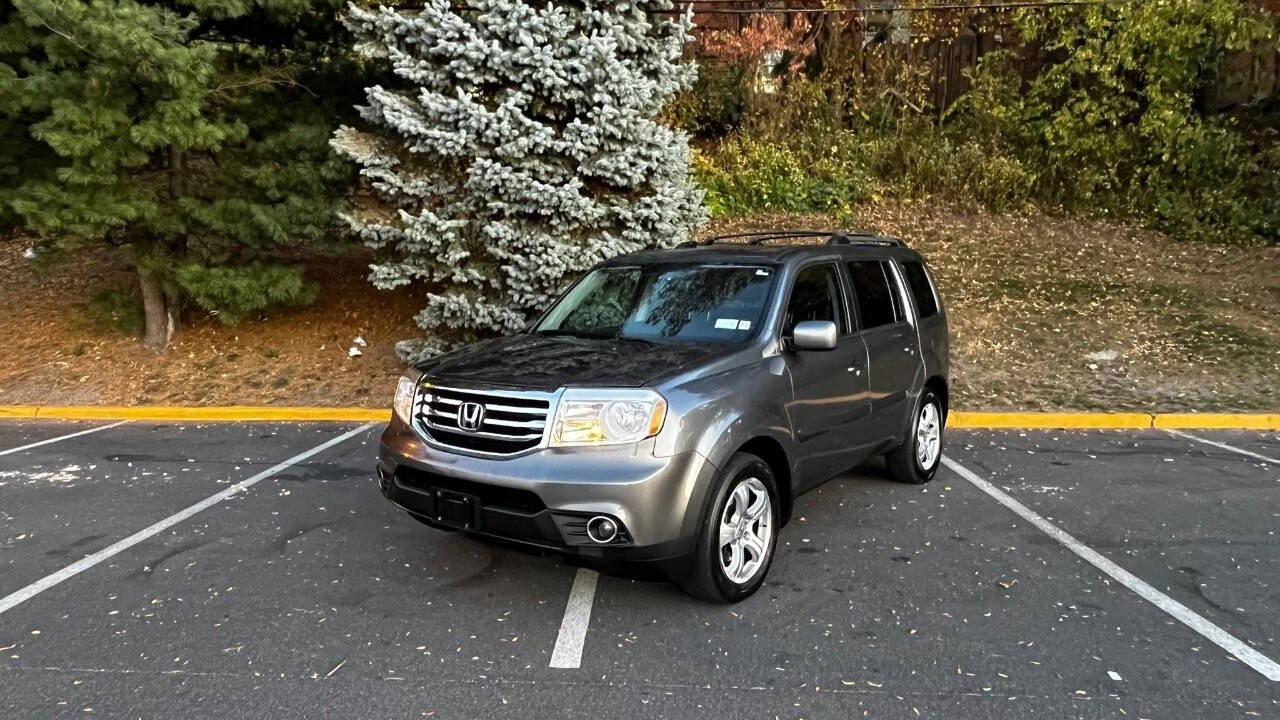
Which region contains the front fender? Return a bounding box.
[652,357,798,538]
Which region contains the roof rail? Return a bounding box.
[676,230,906,248]
[674,231,829,247]
[826,232,904,247]
[706,230,830,244]
[746,231,835,245]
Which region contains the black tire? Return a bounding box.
[680,452,780,603]
[885,389,944,484]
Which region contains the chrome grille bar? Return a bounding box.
[411,382,555,455]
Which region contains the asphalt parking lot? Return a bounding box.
[0,421,1277,719]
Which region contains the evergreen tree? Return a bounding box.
[0,0,363,350]
[333,0,706,361]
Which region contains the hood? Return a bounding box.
[415,334,733,390]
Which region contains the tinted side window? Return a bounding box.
[901,261,939,318]
[847,261,899,330]
[785,264,846,333]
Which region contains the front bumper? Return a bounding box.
[377,417,718,562]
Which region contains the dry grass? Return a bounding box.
[0,241,419,407]
[2,201,1277,411]
[704,202,1280,411]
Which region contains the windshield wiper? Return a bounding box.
[612,335,659,346]
[536,329,613,340]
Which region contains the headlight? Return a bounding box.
[392,375,419,424]
[549,388,667,447]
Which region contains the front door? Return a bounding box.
[782,262,871,490]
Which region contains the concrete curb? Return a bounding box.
[0,406,1275,429]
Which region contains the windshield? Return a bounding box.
[534,263,776,343]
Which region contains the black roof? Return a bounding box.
[603,230,915,267]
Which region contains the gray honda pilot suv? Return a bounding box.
[377,230,949,602]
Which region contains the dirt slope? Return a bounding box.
[3,203,1277,411]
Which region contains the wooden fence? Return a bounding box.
[686,1,1280,112]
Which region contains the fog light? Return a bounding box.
[586,516,618,543]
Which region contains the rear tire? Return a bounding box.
[680,452,780,603]
[885,389,944,484]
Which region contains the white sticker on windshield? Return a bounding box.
[715,318,741,330]
[756,269,771,276]
[738,320,751,331]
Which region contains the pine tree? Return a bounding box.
[332,0,706,361]
[0,0,364,350]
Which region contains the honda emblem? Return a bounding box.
[457,401,485,431]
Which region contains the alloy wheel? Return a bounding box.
[718,477,772,584]
[916,401,942,470]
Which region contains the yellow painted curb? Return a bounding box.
[1152,413,1280,430]
[0,405,41,419]
[948,411,1155,429]
[24,406,389,423]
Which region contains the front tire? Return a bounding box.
[680,452,780,603]
[886,389,944,484]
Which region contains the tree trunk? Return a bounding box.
[139,269,175,352]
[138,147,187,352]
[169,146,186,198]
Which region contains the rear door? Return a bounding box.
[846,259,918,442]
[781,262,870,489]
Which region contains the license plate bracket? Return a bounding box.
[434,489,480,531]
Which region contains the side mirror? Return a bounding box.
[790,320,838,351]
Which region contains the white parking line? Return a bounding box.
[1164,429,1280,467]
[0,421,129,457]
[549,568,599,669]
[941,455,1280,682]
[0,423,376,617]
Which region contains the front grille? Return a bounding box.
[413,383,553,455]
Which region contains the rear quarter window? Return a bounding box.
[900,261,939,318]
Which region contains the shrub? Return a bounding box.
[668,62,746,138]
[695,135,873,217]
[863,115,1034,213]
[950,1,1279,243]
[174,263,316,325]
[684,0,1279,244]
[742,73,849,145]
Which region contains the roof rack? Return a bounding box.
[676,230,905,248]
[746,231,834,245]
[826,232,904,247]
[674,231,826,247]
